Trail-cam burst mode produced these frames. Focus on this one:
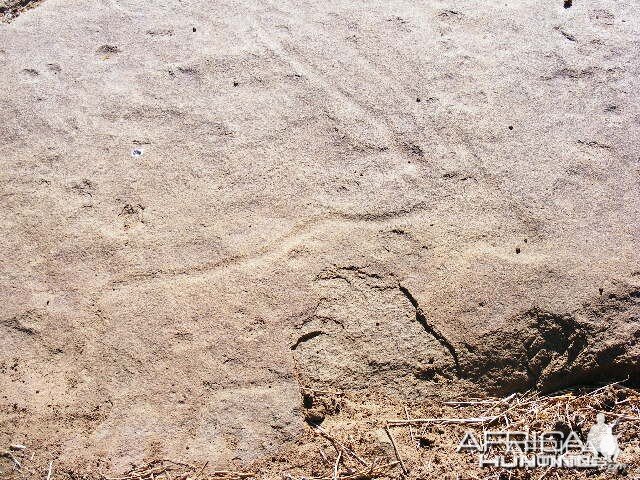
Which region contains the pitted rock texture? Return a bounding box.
[1,0,639,475]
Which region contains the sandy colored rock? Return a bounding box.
[1,0,639,476]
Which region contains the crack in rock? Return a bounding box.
[398,284,462,378]
[290,330,325,350]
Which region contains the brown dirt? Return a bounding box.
[3,384,640,479]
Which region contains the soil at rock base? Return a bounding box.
[1,0,639,478]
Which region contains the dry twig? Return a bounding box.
[388,416,498,426]
[310,423,369,467]
[384,423,407,475]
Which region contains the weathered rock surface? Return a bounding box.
[1,0,639,474]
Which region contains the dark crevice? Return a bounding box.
[560,30,576,42]
[399,284,419,309]
[290,330,325,350]
[398,284,462,377]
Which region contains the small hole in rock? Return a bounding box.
[304,410,325,425]
[515,247,521,254]
[564,0,572,8]
[599,288,604,295]
[302,393,313,409]
[419,437,433,448]
[192,27,197,32]
[233,81,239,87]
[416,97,421,103]
[508,125,513,130]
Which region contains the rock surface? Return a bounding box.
[1,0,639,474]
